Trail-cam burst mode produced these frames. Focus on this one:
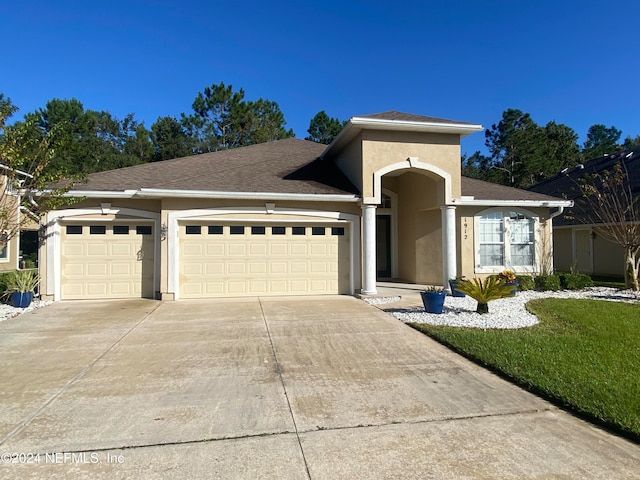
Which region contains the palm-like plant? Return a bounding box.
[454,277,515,314]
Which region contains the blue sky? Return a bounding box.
[4,0,639,156]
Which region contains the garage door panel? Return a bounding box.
[85,263,107,276]
[206,244,225,256]
[290,244,307,255]
[228,244,246,255]
[87,244,108,256]
[63,244,85,256]
[179,222,350,298]
[205,262,224,275]
[183,244,203,256]
[270,262,287,274]
[111,243,133,256]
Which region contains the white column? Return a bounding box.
[362,204,377,295]
[441,205,457,291]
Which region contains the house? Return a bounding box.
[38,111,572,301]
[529,147,640,277]
[0,165,39,272]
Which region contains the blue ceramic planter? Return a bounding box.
[11,292,33,308]
[448,280,466,297]
[420,291,446,314]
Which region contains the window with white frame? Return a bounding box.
[475,209,537,272]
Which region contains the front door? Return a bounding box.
[376,215,391,278]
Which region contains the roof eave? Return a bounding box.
[64,188,361,202]
[452,198,574,208]
[322,116,483,158]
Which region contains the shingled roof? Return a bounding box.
[461,177,563,202]
[71,127,568,205]
[356,110,480,126]
[528,147,640,225]
[73,138,359,196]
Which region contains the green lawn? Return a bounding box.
[410,298,640,440]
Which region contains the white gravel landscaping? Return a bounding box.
[386,287,640,329]
[0,299,52,323]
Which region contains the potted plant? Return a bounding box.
[454,277,515,314]
[420,285,446,314]
[448,276,466,297]
[6,269,39,308]
[497,269,518,297]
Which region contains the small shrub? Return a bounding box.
[455,277,515,314]
[497,270,517,283]
[5,269,39,293]
[535,274,561,291]
[559,273,594,290]
[516,275,535,291]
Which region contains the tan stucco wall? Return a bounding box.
[552,228,573,272]
[593,229,625,276]
[361,130,462,200]
[554,226,627,277]
[458,206,553,280]
[334,134,364,194]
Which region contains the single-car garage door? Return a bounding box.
[60,223,155,299]
[179,223,350,298]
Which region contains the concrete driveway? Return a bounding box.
[0,296,639,479]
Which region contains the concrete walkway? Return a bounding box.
[0,296,638,479]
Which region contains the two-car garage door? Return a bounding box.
[179,222,351,298]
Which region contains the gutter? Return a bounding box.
[62,188,361,203]
[451,198,574,208]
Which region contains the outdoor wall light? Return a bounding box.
[160,223,168,241]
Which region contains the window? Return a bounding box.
[66,225,83,235]
[331,227,345,236]
[251,226,266,235]
[113,225,130,235]
[90,225,106,235]
[136,225,152,235]
[0,232,8,260]
[312,227,325,236]
[208,225,223,234]
[185,225,201,235]
[272,226,286,235]
[292,227,305,235]
[230,226,244,235]
[476,209,536,271]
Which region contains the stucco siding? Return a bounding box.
[360,130,461,200]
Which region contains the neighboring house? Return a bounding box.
[38,111,571,301]
[0,166,38,272]
[529,147,640,277]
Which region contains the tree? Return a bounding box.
[582,124,622,160]
[305,111,345,144]
[484,109,581,188]
[578,161,640,290]
[0,95,79,250]
[485,109,546,188]
[150,116,195,161]
[622,135,640,150]
[21,98,151,175]
[185,82,293,152]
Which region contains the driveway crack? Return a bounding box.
[0,301,163,447]
[258,298,311,480]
